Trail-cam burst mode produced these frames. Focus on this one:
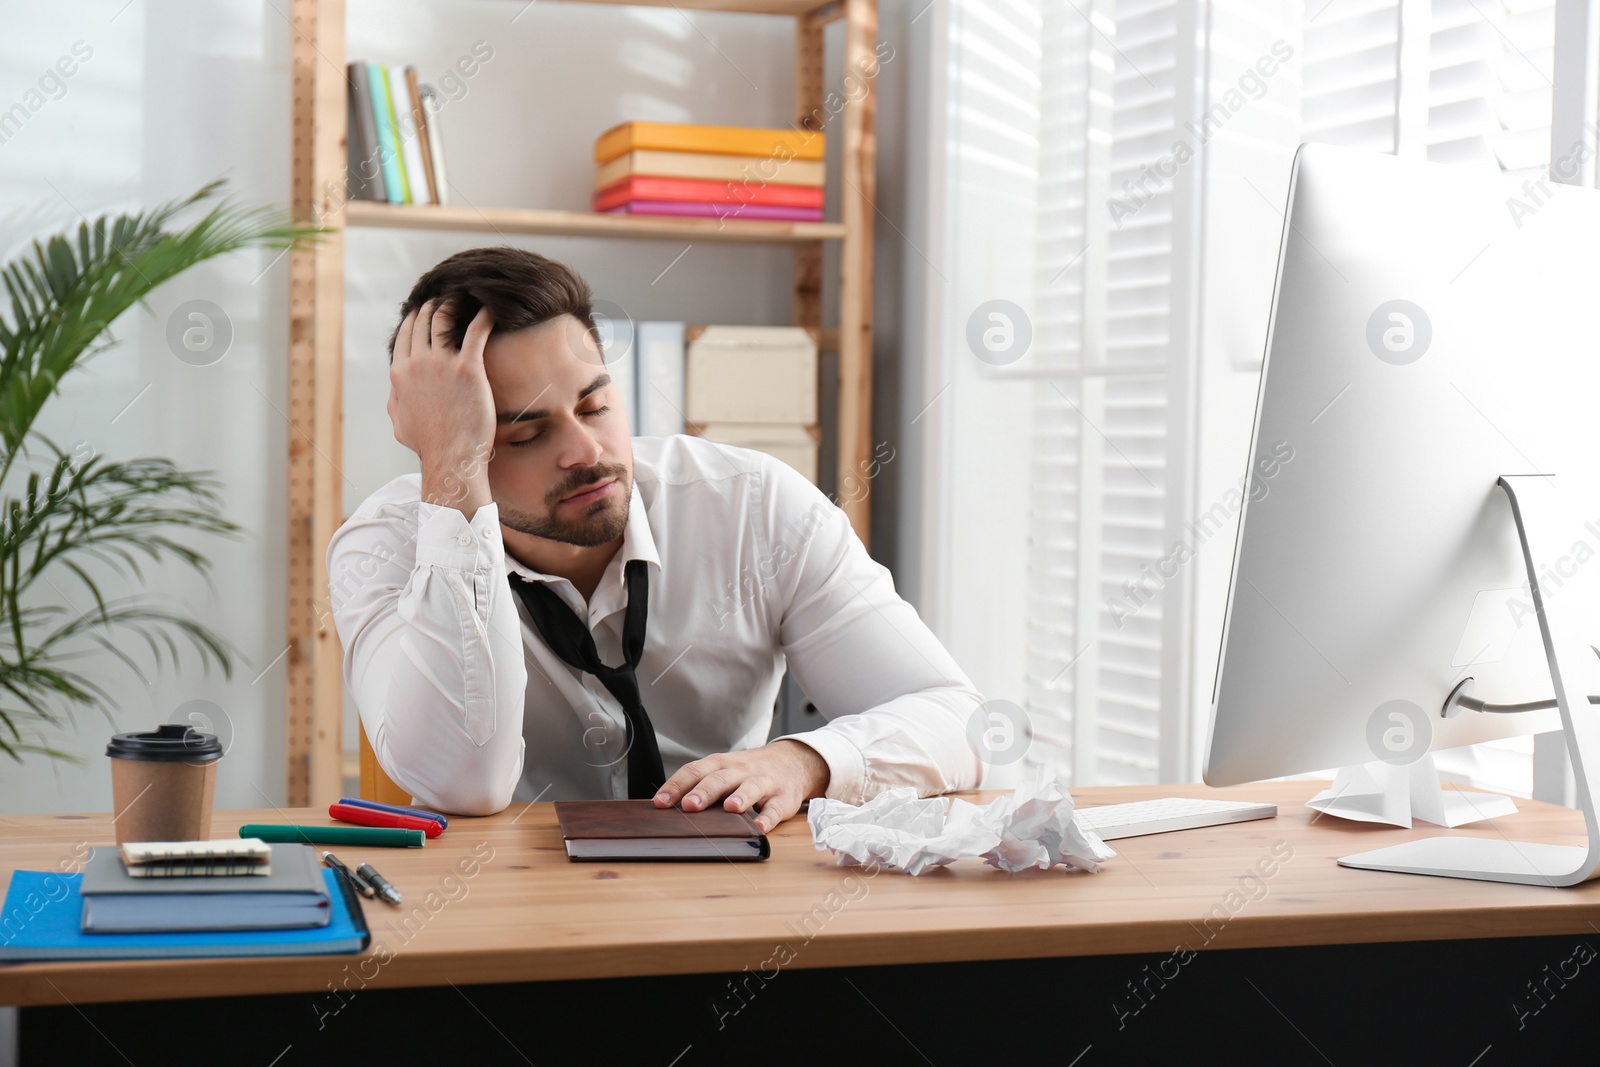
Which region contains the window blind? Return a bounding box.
[1013,0,1556,790]
[1023,0,1177,785]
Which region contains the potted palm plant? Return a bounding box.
[0,183,318,762]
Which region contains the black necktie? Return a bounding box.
[508,560,667,799]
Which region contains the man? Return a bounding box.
[327,247,985,826]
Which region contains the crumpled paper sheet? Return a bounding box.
[807,772,1116,875]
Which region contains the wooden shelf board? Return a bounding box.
[344,201,845,244]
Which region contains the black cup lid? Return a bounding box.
[106,723,223,762]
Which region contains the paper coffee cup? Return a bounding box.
[106,723,223,845]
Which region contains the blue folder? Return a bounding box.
[0,869,369,961]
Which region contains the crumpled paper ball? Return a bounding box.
[807,771,1115,875]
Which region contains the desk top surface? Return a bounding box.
[2,780,1598,1006]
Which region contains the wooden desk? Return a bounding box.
[7,781,1598,1064]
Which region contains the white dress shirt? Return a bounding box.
[326,434,985,815]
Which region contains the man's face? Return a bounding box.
[482,314,633,548]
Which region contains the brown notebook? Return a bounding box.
[554,800,770,861]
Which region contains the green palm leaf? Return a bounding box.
[0,184,321,763]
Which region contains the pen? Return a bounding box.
[336,797,449,829]
[237,824,425,848]
[328,803,444,838]
[321,851,375,897]
[357,861,402,905]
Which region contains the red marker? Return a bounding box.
[328,802,444,838]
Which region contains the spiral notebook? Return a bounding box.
[120,838,273,877]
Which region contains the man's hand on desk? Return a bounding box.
[653,740,830,833]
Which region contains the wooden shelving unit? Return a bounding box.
[287,0,878,805]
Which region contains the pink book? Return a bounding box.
[602,200,825,222]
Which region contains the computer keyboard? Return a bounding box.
[1074,797,1278,840]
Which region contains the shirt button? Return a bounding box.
[457,532,473,547]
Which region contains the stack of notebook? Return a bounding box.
[81,842,330,932]
[592,122,825,222]
[0,840,368,960]
[346,60,449,205]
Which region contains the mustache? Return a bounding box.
[547,463,628,506]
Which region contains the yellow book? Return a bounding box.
[595,149,825,190]
[594,121,825,165]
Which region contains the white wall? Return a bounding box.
[0,0,911,813]
[0,1,293,814]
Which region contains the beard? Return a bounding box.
[498,462,631,548]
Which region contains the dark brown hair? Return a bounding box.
[387,247,597,358]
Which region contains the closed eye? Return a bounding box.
[508,406,608,446]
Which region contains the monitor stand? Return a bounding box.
[1338,475,1600,886]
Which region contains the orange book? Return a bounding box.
[594,121,825,165]
[592,175,825,213]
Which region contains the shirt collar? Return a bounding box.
[503,479,659,616]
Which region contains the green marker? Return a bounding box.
[239,824,425,848]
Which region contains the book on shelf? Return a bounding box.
[600,201,823,222]
[594,175,824,213]
[420,85,450,205]
[347,61,451,207]
[377,65,410,202]
[362,62,404,203]
[593,123,826,222]
[404,67,438,204]
[594,121,825,164]
[80,843,331,933]
[346,65,386,202]
[595,149,825,190]
[389,64,432,204]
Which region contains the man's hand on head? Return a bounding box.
[389,299,497,517]
[654,740,831,833]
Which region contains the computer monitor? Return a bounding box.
[1203,143,1600,886]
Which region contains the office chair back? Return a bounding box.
[358,721,412,805]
